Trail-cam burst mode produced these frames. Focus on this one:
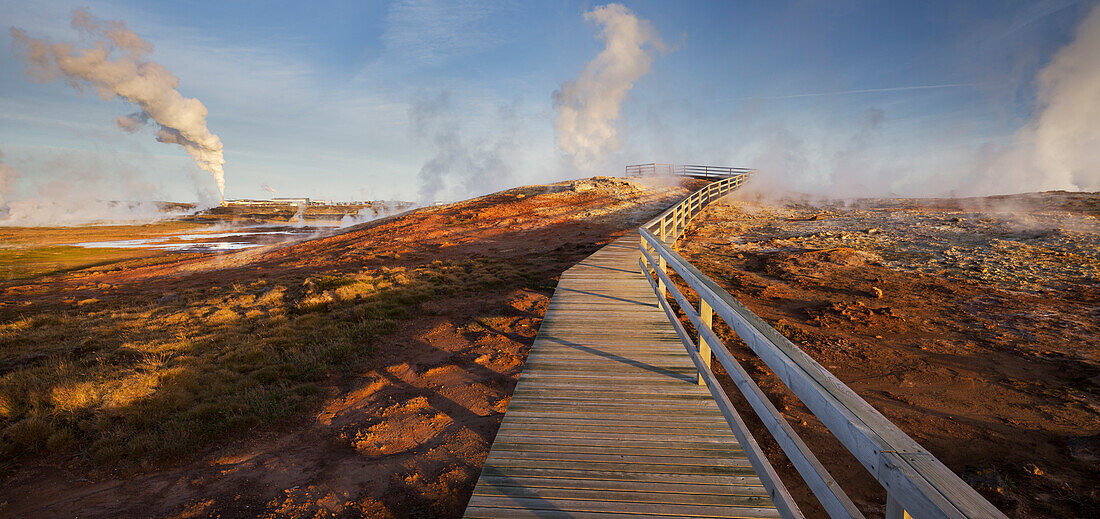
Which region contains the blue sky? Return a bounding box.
[0,0,1094,204]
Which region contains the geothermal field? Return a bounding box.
[0,178,1096,518]
[2,2,1099,519]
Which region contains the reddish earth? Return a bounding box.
[0,177,700,518]
[4,180,1094,519]
[677,191,1099,518]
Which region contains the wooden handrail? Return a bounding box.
[637,173,1008,519]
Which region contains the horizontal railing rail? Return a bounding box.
[637,172,1008,519]
[626,162,755,179]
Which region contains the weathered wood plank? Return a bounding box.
[482,457,759,477]
[474,476,767,496]
[476,466,765,485]
[487,437,743,452]
[485,444,743,459]
[470,485,776,507]
[464,497,780,518]
[492,428,741,444]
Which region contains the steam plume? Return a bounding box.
[748,4,1100,198]
[1026,3,1100,191]
[10,9,227,197]
[410,92,516,203]
[0,150,20,216]
[554,3,665,170]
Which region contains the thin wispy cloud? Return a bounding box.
[726,83,981,102]
[381,0,509,66]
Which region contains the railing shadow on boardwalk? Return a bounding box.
[540,335,697,382]
[553,286,656,306]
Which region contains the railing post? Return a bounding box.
[698,299,713,385]
[886,494,911,519]
[672,206,679,237]
[657,216,669,298]
[657,254,668,299]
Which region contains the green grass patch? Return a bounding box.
[0,246,159,281]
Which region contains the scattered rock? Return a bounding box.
[870,286,883,298]
[570,176,643,194]
[963,465,1007,495]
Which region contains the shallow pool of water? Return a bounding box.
[72,228,319,253]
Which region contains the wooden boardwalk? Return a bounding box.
[463,232,780,519]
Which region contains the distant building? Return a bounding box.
[272,197,311,205]
[222,197,311,207]
[223,199,277,207]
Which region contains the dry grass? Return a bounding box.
[0,256,537,473]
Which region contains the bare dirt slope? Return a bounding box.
[0,176,700,518]
[677,191,1099,518]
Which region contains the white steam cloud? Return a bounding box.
[747,4,1100,198]
[943,3,1100,195]
[0,150,20,218]
[0,149,185,227]
[1022,3,1100,192]
[10,9,227,197]
[410,92,517,203]
[554,3,665,170]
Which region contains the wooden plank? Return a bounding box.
[476,465,764,486]
[494,425,734,439]
[494,425,734,438]
[481,457,758,477]
[464,506,780,519]
[488,437,743,452]
[485,451,752,468]
[510,386,709,396]
[464,497,780,518]
[493,428,741,444]
[506,396,716,406]
[474,476,767,496]
[486,444,743,459]
[470,485,776,507]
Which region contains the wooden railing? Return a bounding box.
[637,173,1008,519]
[626,163,755,179]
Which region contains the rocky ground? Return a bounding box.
[677,190,1099,518]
